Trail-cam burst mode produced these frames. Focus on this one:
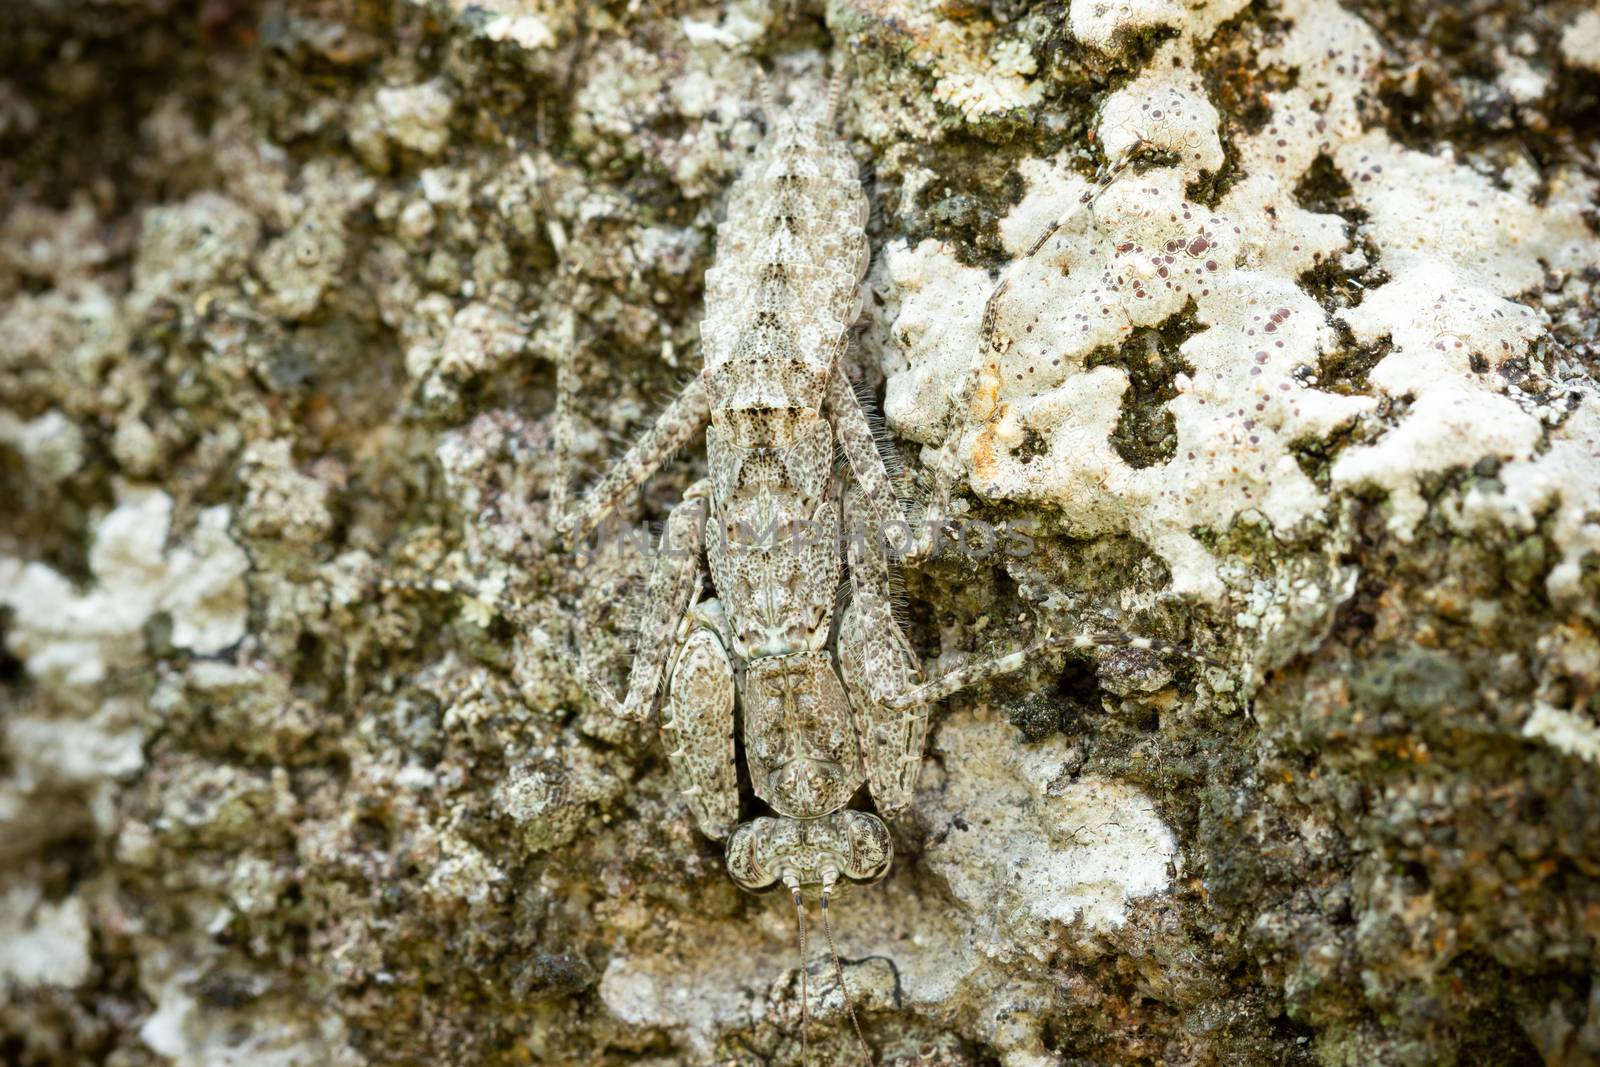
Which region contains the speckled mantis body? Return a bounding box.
[549,68,1204,1061]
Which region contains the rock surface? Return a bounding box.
[2,0,1599,1064]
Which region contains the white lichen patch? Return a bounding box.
[421,831,508,910]
[919,710,1178,956]
[256,211,348,320]
[4,698,145,789]
[1561,8,1600,73]
[138,948,366,1067]
[0,408,84,483]
[1097,63,1224,176]
[1523,625,1600,763]
[1069,0,1250,54]
[879,231,999,447]
[884,150,1367,597]
[1495,49,1550,107]
[483,12,557,51]
[250,158,372,320]
[0,880,91,990]
[931,33,1044,121]
[1522,703,1600,767]
[374,79,454,157]
[165,507,254,652]
[564,30,771,200]
[130,192,261,317]
[257,214,345,318]
[428,0,579,52]
[598,871,1076,1064]
[0,193,110,284]
[0,277,130,414]
[0,488,249,689]
[599,919,795,1058]
[405,300,527,407]
[1266,0,1598,539]
[1333,383,1542,536]
[680,1,772,50]
[238,439,336,545]
[882,0,1600,598]
[572,36,674,143]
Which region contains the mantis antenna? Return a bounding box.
[821,885,873,1063]
[792,887,811,1066]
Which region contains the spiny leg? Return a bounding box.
[914,138,1161,554]
[521,140,716,719]
[826,366,914,557]
[513,125,712,549]
[548,301,577,525]
[837,489,924,818]
[553,371,711,545]
[881,627,1216,714]
[659,598,738,840]
[577,479,713,723]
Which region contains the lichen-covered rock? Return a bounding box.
[373,79,455,157]
[1,0,1597,1065]
[919,710,1179,954]
[2,488,247,689]
[883,0,1598,606]
[0,881,92,991]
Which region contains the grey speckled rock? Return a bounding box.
[2,1,1598,1065]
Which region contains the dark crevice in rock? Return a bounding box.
[1085,299,1205,469]
[1292,154,1391,317]
[908,136,1033,269]
[1317,323,1392,396]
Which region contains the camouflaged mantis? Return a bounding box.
[548,66,1205,1062]
[553,72,927,901]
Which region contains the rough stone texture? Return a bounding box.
[2,1,1598,1065]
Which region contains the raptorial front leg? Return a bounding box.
[836,489,925,818]
[552,360,711,544]
[659,597,738,841]
[827,365,965,565]
[826,367,912,551]
[573,479,712,724]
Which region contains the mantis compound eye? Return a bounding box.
[725,817,780,891]
[838,810,892,884]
